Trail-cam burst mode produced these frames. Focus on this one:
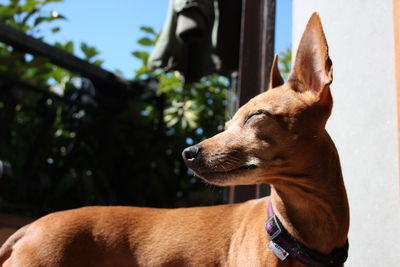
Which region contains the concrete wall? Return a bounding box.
[292,1,400,266]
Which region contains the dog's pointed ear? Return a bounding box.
[267,54,284,91]
[288,13,333,109]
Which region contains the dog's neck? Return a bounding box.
[269,132,349,254]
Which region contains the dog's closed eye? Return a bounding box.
[244,110,271,125]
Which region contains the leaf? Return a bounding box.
[21,7,39,25]
[140,26,156,35]
[33,13,66,26]
[51,27,61,33]
[55,41,74,53]
[131,51,149,63]
[133,65,149,80]
[92,59,103,66]
[137,37,154,46]
[65,41,74,54]
[80,42,100,61]
[10,0,20,6]
[20,0,40,13]
[166,117,178,128]
[0,6,16,20]
[51,27,60,33]
[164,106,178,114]
[188,119,198,129]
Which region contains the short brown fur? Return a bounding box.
[0,13,349,267]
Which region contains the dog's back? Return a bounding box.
[1,199,284,266]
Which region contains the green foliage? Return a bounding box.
[278,47,292,79]
[131,25,228,141]
[139,26,156,35]
[137,37,154,47]
[0,3,228,217]
[80,42,103,66]
[0,0,66,36]
[128,26,229,206]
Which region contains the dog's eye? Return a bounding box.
[244,111,270,125]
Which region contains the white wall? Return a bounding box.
[292,1,400,266]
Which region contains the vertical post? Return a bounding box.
[229,0,276,203]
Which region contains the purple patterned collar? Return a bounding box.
[265,201,349,267]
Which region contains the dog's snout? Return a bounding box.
[182,145,201,161]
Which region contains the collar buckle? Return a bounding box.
[265,214,282,240]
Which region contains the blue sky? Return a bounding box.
[45,0,292,79]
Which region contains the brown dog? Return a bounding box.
[0,13,349,267]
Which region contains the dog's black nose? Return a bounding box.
[182,145,201,161]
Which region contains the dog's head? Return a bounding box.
[182,13,334,186]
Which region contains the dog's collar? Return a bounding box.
[265,201,349,267]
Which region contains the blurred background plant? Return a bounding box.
[0,0,291,217]
[0,0,228,217]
